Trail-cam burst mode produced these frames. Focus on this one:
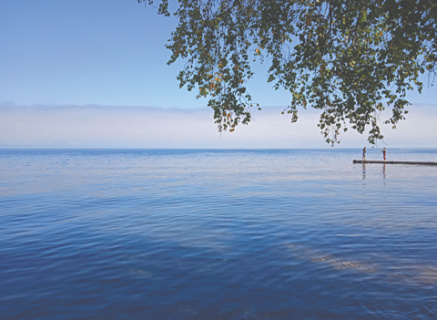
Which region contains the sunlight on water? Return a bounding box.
[0,149,436,319]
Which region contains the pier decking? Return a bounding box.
[353,160,437,166]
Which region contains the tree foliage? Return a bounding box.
[139,0,436,144]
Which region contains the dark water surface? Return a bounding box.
[1,149,436,319]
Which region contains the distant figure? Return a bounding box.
[382,148,386,161]
[362,147,366,160]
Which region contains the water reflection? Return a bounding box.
[285,243,437,286]
[360,163,386,181]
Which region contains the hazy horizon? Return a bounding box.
[1,103,436,149]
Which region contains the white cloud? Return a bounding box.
[0,104,436,148]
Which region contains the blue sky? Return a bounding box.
[1,0,436,148]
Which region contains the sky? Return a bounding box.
[0,0,436,149]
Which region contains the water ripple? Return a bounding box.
[1,149,436,319]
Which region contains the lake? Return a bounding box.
[1,148,436,319]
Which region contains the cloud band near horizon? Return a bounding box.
[1,104,436,149]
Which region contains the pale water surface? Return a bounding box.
[1,149,436,319]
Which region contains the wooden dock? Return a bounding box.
[353,160,437,166]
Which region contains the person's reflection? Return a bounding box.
[362,163,366,180]
[382,163,386,180]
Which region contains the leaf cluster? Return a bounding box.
[139,0,437,144]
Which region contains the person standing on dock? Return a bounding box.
[382,148,386,161]
[362,147,366,160]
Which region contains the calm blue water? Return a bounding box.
[1,148,436,319]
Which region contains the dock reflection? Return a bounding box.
[360,163,386,181]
